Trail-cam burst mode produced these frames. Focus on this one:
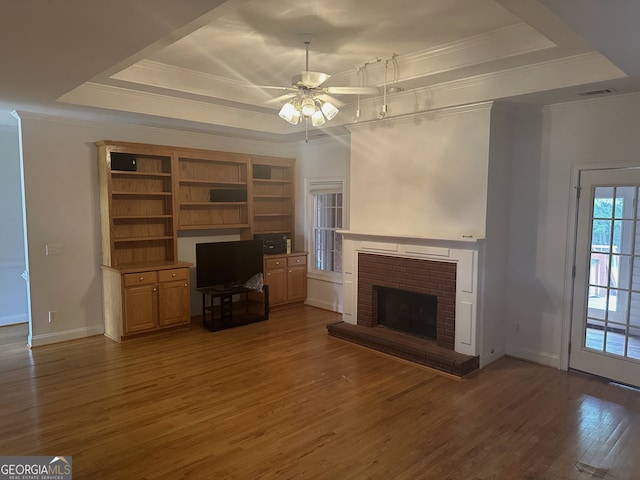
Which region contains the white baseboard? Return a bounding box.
[0,313,28,327]
[304,298,342,313]
[28,324,105,347]
[506,345,560,368]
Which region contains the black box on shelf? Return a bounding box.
[254,233,288,255]
[253,165,271,179]
[209,189,247,202]
[111,153,137,171]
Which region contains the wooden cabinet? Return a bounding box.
[103,264,191,342]
[264,256,287,305]
[264,252,307,307]
[250,156,295,246]
[286,254,307,302]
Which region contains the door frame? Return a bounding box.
[561,160,640,371]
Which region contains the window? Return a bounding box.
[306,178,347,278]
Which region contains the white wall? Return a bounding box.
[296,135,351,312]
[17,112,295,346]
[477,105,513,365]
[348,104,492,239]
[506,93,640,367]
[0,123,29,327]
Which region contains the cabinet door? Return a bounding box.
[124,284,158,334]
[287,265,307,302]
[265,268,286,305]
[159,280,190,327]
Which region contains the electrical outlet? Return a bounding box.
[48,310,57,323]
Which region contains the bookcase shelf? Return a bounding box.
[250,156,295,241]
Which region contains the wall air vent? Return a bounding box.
[578,88,616,97]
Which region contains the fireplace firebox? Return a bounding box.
[377,286,437,340]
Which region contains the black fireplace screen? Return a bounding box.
[376,286,437,340]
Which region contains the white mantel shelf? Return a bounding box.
[337,230,484,244]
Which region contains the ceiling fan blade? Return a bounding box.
[315,93,346,108]
[251,85,297,91]
[324,86,380,95]
[294,71,331,88]
[265,92,298,105]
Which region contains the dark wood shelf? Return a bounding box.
[111,171,171,178]
[112,191,172,197]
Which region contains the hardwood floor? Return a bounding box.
[1,306,639,479]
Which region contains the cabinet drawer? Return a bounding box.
[287,255,307,267]
[265,257,286,270]
[158,268,189,283]
[123,271,158,287]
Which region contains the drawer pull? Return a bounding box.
[275,261,280,265]
[153,287,157,292]
[172,273,176,277]
[184,283,188,287]
[139,276,144,281]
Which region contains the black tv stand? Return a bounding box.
[197,285,269,332]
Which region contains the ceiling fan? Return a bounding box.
[261,34,379,126]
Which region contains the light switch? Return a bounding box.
[46,244,64,256]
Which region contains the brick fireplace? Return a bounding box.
[327,232,482,376]
[357,253,456,350]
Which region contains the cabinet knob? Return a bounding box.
[139,276,144,281]
[296,259,300,263]
[153,287,157,292]
[275,261,280,265]
[172,273,176,277]
[267,273,271,276]
[289,270,292,273]
[184,283,188,287]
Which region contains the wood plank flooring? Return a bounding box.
[1,306,639,479]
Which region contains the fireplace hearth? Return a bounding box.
[328,251,479,377]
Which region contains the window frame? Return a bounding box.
[304,177,348,283]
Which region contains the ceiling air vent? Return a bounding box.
[578,88,616,97]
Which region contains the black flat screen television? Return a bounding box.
[196,240,263,290]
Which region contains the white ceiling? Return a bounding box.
[2,0,639,140]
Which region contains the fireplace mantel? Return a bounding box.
[338,230,484,245]
[340,231,483,359]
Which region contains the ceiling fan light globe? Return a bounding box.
[301,97,316,117]
[321,101,339,120]
[311,109,326,126]
[279,102,299,124]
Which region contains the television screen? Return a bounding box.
[196,240,264,289]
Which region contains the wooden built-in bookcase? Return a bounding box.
[97,141,298,341]
[98,142,177,268]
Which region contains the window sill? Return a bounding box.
[307,270,343,285]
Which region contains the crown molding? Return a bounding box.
[111,60,272,107]
[58,82,290,134]
[543,90,640,113]
[328,22,556,87]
